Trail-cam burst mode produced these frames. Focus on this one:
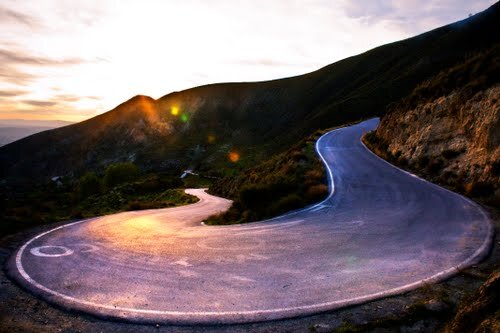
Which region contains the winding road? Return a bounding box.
[8,118,492,324]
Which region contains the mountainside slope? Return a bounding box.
[1,3,499,184]
[0,120,73,147]
[364,43,499,205]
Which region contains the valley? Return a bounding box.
[0,2,499,332]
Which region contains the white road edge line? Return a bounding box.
[359,121,494,261]
[13,118,494,321]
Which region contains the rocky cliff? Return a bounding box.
[365,45,499,205]
[1,3,500,185]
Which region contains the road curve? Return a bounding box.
[7,118,493,324]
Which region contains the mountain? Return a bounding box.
[0,119,73,147]
[0,2,499,184]
[364,43,499,205]
[361,40,499,333]
[0,119,73,128]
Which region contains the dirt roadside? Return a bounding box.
[1,206,498,333]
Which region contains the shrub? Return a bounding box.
[127,200,160,210]
[239,182,293,210]
[464,181,494,197]
[239,184,269,210]
[440,170,456,184]
[416,155,430,168]
[208,128,332,224]
[426,158,443,174]
[70,208,83,219]
[442,149,462,159]
[128,174,180,194]
[397,156,408,166]
[269,194,303,215]
[78,172,102,198]
[305,169,325,181]
[104,162,140,189]
[290,150,307,162]
[364,131,378,144]
[205,202,246,225]
[306,184,329,201]
[492,160,500,176]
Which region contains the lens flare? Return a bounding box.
[229,151,240,162]
[180,113,189,122]
[207,135,216,143]
[171,106,179,116]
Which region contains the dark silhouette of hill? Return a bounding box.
[1,2,499,183]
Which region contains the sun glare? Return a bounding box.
[229,151,240,163]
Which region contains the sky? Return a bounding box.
[0,0,495,122]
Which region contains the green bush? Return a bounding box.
[269,194,303,215]
[78,172,102,198]
[118,174,182,195]
[306,184,329,201]
[126,200,161,210]
[239,181,293,210]
[207,128,332,224]
[104,162,140,189]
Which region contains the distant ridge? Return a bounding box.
[0,119,73,147]
[0,119,73,128]
[0,2,498,183]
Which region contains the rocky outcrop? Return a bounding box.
[372,86,499,203]
[444,272,500,333]
[2,3,500,185]
[364,49,500,332]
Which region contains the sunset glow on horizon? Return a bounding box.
[0,0,495,122]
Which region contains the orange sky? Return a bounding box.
[0,0,495,122]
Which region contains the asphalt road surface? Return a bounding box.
[8,118,492,324]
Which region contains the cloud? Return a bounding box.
[51,94,102,103]
[55,3,110,27]
[0,90,99,121]
[0,102,96,121]
[0,89,28,97]
[343,0,395,20]
[0,0,495,122]
[0,5,40,28]
[236,59,303,67]
[339,0,496,33]
[22,100,58,107]
[0,49,86,67]
[0,66,38,85]
[55,94,82,103]
[0,46,97,87]
[84,96,101,100]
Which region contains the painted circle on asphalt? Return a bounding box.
[11,121,493,325]
[30,245,74,257]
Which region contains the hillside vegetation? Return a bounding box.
[0,164,196,235]
[363,41,500,331]
[207,130,329,224]
[0,3,499,234]
[0,3,499,187]
[364,43,499,205]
